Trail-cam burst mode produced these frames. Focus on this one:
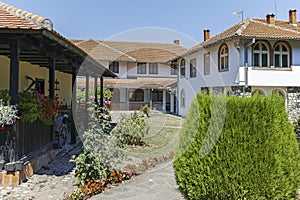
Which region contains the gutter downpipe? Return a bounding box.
[243,38,255,95]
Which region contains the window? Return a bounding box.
[129,89,144,101]
[137,63,147,74]
[180,89,185,107]
[190,59,197,78]
[109,61,119,73]
[151,89,163,101]
[204,53,210,75]
[180,59,185,77]
[274,43,290,68]
[149,63,158,74]
[170,61,178,75]
[219,44,229,71]
[253,42,269,67]
[35,78,45,94]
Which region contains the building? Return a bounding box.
[72,39,186,113]
[174,9,300,118]
[0,2,115,186]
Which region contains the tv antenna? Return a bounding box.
[233,10,244,21]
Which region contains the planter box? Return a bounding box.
[4,162,15,172]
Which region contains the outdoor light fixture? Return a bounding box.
[55,79,60,91]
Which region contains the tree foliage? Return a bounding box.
[174,93,300,199]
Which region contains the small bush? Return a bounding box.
[114,112,149,146]
[174,93,300,199]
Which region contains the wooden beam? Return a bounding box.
[48,58,55,99]
[71,65,77,144]
[100,76,104,108]
[9,39,20,105]
[94,77,98,105]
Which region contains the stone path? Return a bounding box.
[90,160,185,200]
[0,144,82,200]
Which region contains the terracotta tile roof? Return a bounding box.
[181,17,300,57]
[103,77,176,89]
[71,39,187,63]
[0,2,53,30]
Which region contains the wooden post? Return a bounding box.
[71,65,77,144]
[48,58,55,99]
[100,76,104,108]
[85,75,89,110]
[48,58,55,142]
[9,39,20,105]
[94,76,98,105]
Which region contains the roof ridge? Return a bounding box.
[97,39,185,47]
[251,18,300,35]
[0,1,53,30]
[93,40,137,61]
[235,17,252,36]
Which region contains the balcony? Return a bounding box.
[238,66,300,87]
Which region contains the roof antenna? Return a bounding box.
[233,10,244,22]
[275,2,277,20]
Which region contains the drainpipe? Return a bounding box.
[243,38,255,94]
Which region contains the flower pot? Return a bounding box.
[15,161,23,171]
[4,162,15,172]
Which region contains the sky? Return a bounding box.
[4,0,300,48]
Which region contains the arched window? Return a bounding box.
[180,89,185,107]
[180,59,185,77]
[274,42,290,68]
[129,89,144,101]
[252,89,266,96]
[272,89,286,98]
[219,44,229,71]
[253,42,269,67]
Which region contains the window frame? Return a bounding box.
[252,41,270,68]
[274,42,290,68]
[180,89,185,108]
[204,53,210,75]
[180,59,186,77]
[218,44,229,72]
[109,61,119,73]
[137,62,147,74]
[129,89,144,102]
[170,61,178,75]
[149,63,158,74]
[190,58,197,78]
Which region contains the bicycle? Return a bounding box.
[55,114,70,148]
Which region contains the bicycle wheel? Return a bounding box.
[59,125,68,147]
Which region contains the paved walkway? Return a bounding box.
[91,160,185,200]
[0,144,82,200]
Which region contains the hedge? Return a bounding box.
[174,93,300,199]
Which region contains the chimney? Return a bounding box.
[173,40,180,45]
[289,9,297,25]
[266,14,275,25]
[204,29,210,41]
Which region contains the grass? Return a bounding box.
[126,113,183,159]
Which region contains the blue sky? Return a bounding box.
[5,0,300,47]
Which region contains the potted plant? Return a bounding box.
[140,104,150,117]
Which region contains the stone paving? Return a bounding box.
[0,144,82,200]
[91,160,185,200]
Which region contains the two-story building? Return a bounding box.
[72,39,186,113]
[174,9,300,118]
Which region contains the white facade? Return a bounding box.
[178,39,300,117]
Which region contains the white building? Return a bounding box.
[174,10,300,117]
[72,39,186,112]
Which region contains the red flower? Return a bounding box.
[0,125,4,130]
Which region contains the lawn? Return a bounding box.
[126,113,183,160]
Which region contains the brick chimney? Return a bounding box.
[173,40,180,45]
[289,9,297,25]
[204,29,210,41]
[266,14,275,25]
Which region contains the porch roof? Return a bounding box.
[0,2,116,77]
[103,78,177,89]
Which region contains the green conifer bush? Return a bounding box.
[174,93,300,199]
